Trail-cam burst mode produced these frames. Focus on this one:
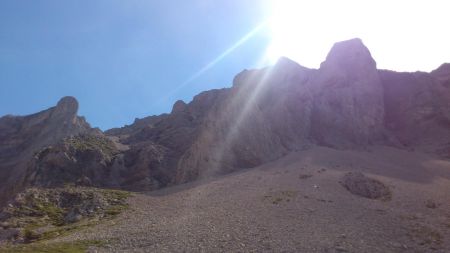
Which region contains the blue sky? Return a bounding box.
[0,1,271,130]
[2,1,449,130]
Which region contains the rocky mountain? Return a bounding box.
[0,97,99,207]
[1,38,449,209]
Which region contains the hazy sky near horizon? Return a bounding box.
[1,0,449,130]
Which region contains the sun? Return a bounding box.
[266,0,450,72]
[265,0,371,67]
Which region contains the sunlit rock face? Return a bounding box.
[176,58,314,183]
[1,38,450,207]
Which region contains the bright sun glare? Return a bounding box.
[266,0,450,71]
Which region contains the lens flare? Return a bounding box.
[266,0,450,71]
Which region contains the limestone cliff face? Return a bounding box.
[309,38,385,147]
[380,69,450,154]
[1,39,450,208]
[109,38,449,185]
[176,58,314,183]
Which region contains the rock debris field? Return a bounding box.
[51,146,450,253]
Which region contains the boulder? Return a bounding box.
[340,172,391,200]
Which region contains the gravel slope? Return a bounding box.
[58,146,450,253]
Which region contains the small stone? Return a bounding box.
[390,242,402,248]
[299,174,313,179]
[335,246,348,252]
[0,222,10,229]
[64,209,83,223]
[425,199,438,209]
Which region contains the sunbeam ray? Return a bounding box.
[156,21,269,105]
[202,56,277,178]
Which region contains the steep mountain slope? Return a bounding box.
[105,38,450,187]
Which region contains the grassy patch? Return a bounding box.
[101,189,132,202]
[9,198,65,229]
[65,135,118,157]
[263,190,298,205]
[27,202,65,226]
[101,189,131,217]
[1,187,131,245]
[33,219,101,242]
[407,224,443,249]
[105,204,128,216]
[0,240,105,253]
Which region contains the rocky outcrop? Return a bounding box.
[0,97,98,207]
[24,135,119,188]
[309,38,385,147]
[1,39,449,208]
[113,88,229,188]
[340,172,391,200]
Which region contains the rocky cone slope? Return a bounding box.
[1,38,449,208]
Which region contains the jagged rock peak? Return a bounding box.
[433,62,450,72]
[171,100,187,114]
[55,96,79,116]
[275,56,304,68]
[431,63,450,80]
[321,38,376,71]
[274,56,312,74]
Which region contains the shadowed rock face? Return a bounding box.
[1,39,449,207]
[310,38,385,147]
[380,69,450,153]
